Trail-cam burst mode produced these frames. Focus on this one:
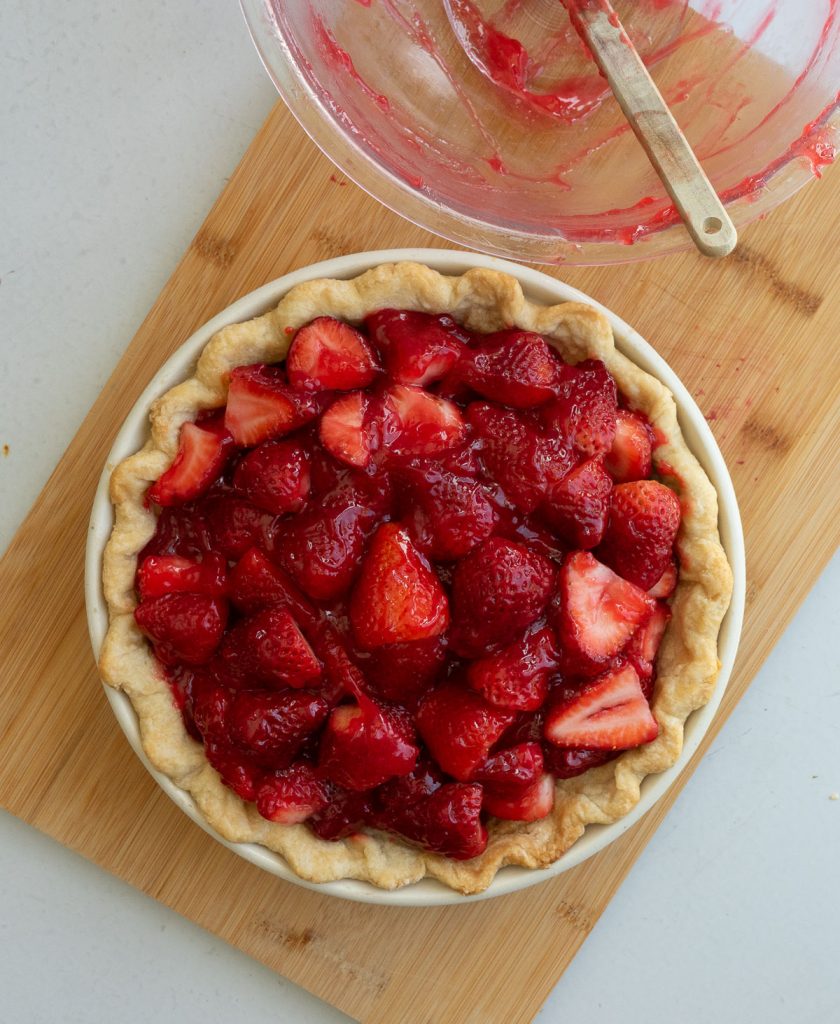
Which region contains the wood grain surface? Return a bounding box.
[1,102,838,1024]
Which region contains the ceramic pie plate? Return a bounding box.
[85,248,746,906]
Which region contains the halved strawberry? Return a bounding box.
[416,682,516,781]
[268,502,372,601]
[459,330,560,408]
[381,782,488,860]
[466,626,558,710]
[136,552,228,600]
[553,551,654,675]
[472,742,543,793]
[648,560,678,599]
[364,309,464,386]
[396,459,497,561]
[220,607,322,689]
[625,601,672,697]
[228,547,318,624]
[597,480,681,589]
[467,402,546,512]
[287,316,379,392]
[318,701,419,791]
[188,676,232,742]
[228,689,329,767]
[540,455,612,549]
[349,523,449,649]
[449,537,555,657]
[483,772,555,822]
[541,745,617,779]
[541,359,617,456]
[232,439,310,515]
[605,409,653,483]
[544,662,658,750]
[363,635,447,705]
[224,364,332,446]
[135,594,227,665]
[381,385,466,457]
[256,764,330,824]
[148,415,232,506]
[204,742,263,800]
[319,392,376,468]
[139,504,213,562]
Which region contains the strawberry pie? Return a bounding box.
[100,263,732,894]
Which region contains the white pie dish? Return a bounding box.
[85,248,745,906]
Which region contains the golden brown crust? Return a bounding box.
[99,262,733,894]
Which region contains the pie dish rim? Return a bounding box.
[85,247,745,906]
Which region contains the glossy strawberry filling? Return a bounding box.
[135,310,681,861]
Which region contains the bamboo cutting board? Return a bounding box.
[1,101,839,1024]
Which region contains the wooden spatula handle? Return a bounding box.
[575,3,738,258]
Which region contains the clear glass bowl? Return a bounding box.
[241,0,839,265]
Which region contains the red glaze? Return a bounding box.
[135,311,680,859]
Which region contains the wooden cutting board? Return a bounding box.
[1,101,838,1024]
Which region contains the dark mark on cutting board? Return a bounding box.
[193,229,236,268]
[732,244,822,316]
[740,416,791,453]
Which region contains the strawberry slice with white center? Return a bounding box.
[647,560,678,599]
[483,771,556,822]
[256,764,330,824]
[224,364,332,447]
[364,308,465,387]
[625,601,672,696]
[148,415,232,506]
[553,550,655,675]
[382,384,466,457]
[544,661,659,750]
[287,316,379,392]
[319,392,376,468]
[605,409,653,483]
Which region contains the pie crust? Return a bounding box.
[99,262,733,894]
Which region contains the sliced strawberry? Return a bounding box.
[318,701,419,791]
[139,504,213,562]
[381,385,466,457]
[268,502,372,601]
[204,742,263,801]
[483,772,555,822]
[472,742,543,793]
[648,560,678,599]
[467,402,546,512]
[466,626,558,710]
[625,601,672,698]
[364,308,465,386]
[228,547,318,624]
[319,392,376,469]
[200,494,272,561]
[232,439,310,515]
[416,682,516,781]
[189,677,232,743]
[148,415,232,506]
[541,359,617,456]
[135,593,227,665]
[309,788,375,840]
[541,745,617,779]
[605,409,653,483]
[363,635,447,705]
[396,459,497,561]
[450,537,555,657]
[287,316,379,392]
[256,764,330,824]
[459,330,560,408]
[381,782,488,860]
[220,607,322,689]
[136,552,228,600]
[350,523,449,649]
[224,364,332,446]
[552,551,654,675]
[308,445,393,517]
[228,689,329,767]
[544,661,658,750]
[597,480,681,589]
[540,455,613,549]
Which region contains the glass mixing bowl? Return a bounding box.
[241,0,839,265]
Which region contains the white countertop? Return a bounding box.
[2,4,838,1021]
